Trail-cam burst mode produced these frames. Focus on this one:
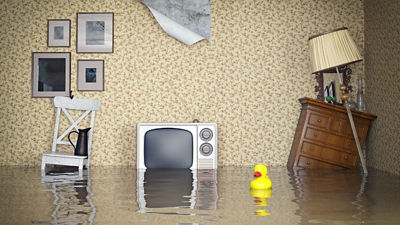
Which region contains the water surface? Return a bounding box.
[0,166,399,225]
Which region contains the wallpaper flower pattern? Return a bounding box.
[0,0,364,166]
[365,0,400,175]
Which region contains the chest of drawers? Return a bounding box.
[287,97,377,169]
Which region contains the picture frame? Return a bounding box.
[76,12,114,53]
[77,60,104,91]
[328,81,336,99]
[32,52,71,98]
[323,73,342,103]
[47,19,70,47]
[324,86,329,103]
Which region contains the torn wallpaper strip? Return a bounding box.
[142,0,211,45]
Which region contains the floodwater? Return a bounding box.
[0,166,399,225]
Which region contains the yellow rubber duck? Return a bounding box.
[250,164,272,190]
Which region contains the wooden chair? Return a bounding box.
[41,96,100,176]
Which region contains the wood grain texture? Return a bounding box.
[288,97,376,169]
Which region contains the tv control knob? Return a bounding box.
[200,128,213,141]
[200,143,213,156]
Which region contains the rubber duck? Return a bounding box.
[250,164,272,190]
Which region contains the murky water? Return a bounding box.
[0,166,399,225]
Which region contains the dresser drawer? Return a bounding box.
[304,127,330,143]
[339,152,356,166]
[304,127,357,152]
[297,156,344,169]
[342,121,366,139]
[328,118,342,133]
[301,142,356,167]
[308,113,329,129]
[301,142,323,158]
[344,138,357,151]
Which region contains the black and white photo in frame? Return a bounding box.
[48,19,70,47]
[32,52,71,97]
[76,13,114,53]
[77,60,104,91]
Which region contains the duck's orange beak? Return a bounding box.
[254,171,262,178]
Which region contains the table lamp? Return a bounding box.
[308,27,367,174]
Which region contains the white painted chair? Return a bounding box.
[41,96,100,176]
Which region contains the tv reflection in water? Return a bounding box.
[136,169,218,212]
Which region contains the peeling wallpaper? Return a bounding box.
[365,0,400,175]
[0,0,365,166]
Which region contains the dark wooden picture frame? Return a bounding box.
[47,19,71,47]
[76,12,114,53]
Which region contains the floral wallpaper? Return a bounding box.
[365,0,400,175]
[0,0,365,167]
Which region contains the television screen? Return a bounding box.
[144,128,193,169]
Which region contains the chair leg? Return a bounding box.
[78,160,83,176]
[41,161,46,176]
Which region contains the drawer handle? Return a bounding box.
[306,161,311,165]
[313,133,318,137]
[317,119,322,123]
[344,155,349,160]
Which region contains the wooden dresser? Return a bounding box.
[287,97,377,169]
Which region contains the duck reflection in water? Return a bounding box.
[250,189,272,216]
[137,169,218,212]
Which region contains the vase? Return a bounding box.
[356,78,365,111]
[347,94,357,110]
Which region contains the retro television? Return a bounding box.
[137,123,217,170]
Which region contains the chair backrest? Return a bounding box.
[52,97,100,164]
[54,96,100,111]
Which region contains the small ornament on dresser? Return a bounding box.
[357,77,365,112]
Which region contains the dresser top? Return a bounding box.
[299,97,377,121]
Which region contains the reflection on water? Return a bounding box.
[38,169,96,224]
[138,169,194,209]
[137,169,219,220]
[290,169,365,225]
[250,189,272,216]
[0,166,399,224]
[288,168,395,225]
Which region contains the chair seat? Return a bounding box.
[43,152,87,159]
[42,152,88,176]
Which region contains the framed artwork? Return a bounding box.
[77,60,104,91]
[32,52,71,98]
[47,19,70,47]
[76,12,114,53]
[324,73,342,103]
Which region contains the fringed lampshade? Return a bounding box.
[309,27,362,74]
